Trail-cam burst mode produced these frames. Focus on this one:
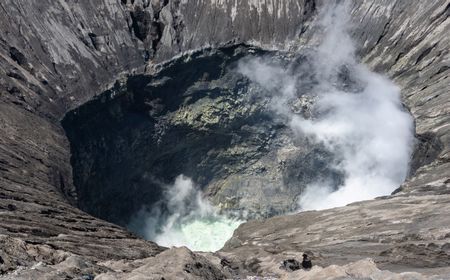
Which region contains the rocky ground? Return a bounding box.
[0,0,449,279]
[2,246,449,279]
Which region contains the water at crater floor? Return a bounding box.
[129,1,414,251]
[154,216,242,252]
[129,175,243,252]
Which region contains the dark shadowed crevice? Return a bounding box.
[408,132,443,177]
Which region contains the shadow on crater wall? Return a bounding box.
[62,45,343,226]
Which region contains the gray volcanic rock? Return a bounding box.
[3,253,446,280]
[222,194,450,274]
[0,0,449,279]
[1,246,226,279]
[0,0,162,266]
[95,247,226,280]
[279,259,448,280]
[219,1,450,276]
[62,46,344,224]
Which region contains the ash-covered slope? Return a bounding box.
[0,0,317,266]
[0,0,449,278]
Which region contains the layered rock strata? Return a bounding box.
[0,0,448,278]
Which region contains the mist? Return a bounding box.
[129,1,415,251]
[128,175,242,252]
[238,1,414,210]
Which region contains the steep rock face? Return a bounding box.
[62,46,344,224]
[352,1,450,197]
[0,1,317,255]
[0,0,448,278]
[0,0,163,265]
[222,0,450,274]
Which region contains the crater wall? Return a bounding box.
[0,0,448,275]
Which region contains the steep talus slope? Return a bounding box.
[0,0,448,278]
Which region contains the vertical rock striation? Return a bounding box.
[0,0,448,277]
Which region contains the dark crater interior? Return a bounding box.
[62,44,439,230]
[62,45,346,227]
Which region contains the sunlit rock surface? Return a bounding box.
[0,0,449,278]
[3,251,448,280]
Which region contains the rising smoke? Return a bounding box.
[130,1,415,251]
[128,175,242,252]
[238,1,414,210]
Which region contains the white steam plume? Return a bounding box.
[128,175,242,252]
[238,1,414,210]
